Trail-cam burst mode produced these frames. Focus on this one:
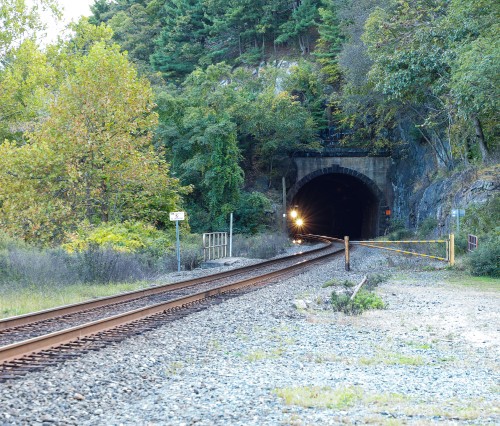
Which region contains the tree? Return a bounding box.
[362,0,499,165]
[276,0,320,54]
[151,0,208,79]
[314,0,343,84]
[363,0,455,168]
[0,41,186,243]
[0,0,60,58]
[0,40,55,142]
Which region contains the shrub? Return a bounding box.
[466,237,500,278]
[331,290,384,315]
[63,221,174,257]
[234,192,274,234]
[232,233,289,259]
[462,196,500,237]
[366,273,390,290]
[385,218,414,241]
[417,217,438,238]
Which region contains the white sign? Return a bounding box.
[451,209,465,218]
[169,211,185,221]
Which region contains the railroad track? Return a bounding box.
[0,235,344,381]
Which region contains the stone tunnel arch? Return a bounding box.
[287,165,388,239]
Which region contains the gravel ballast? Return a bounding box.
[0,246,498,425]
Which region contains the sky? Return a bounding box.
[41,0,95,44]
[57,0,94,23]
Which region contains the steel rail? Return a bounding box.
[0,242,342,364]
[0,235,332,331]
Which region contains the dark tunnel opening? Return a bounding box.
[290,173,381,240]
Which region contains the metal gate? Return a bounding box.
[203,232,228,261]
[343,234,455,271]
[467,234,478,252]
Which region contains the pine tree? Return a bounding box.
[151,0,208,79]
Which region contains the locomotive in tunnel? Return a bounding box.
[288,170,388,240]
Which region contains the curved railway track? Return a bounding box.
[0,235,344,381]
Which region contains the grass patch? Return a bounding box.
[446,273,500,291]
[322,279,355,289]
[165,361,184,376]
[330,290,384,315]
[404,341,432,350]
[0,281,151,318]
[245,347,285,362]
[274,385,363,410]
[360,352,426,366]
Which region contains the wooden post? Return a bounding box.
[344,236,350,271]
[449,233,455,266]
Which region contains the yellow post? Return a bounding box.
[449,234,455,266]
[344,236,350,271]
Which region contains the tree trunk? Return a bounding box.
[472,115,489,163]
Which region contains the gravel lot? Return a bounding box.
[0,246,498,425]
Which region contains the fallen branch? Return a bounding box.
[350,276,368,301]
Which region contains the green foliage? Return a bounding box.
[62,221,174,257]
[330,290,384,315]
[362,0,499,164]
[0,34,187,244]
[0,0,61,58]
[151,0,207,79]
[366,273,390,289]
[466,237,500,278]
[385,219,414,241]
[235,192,273,234]
[157,62,318,231]
[459,196,500,277]
[461,196,500,237]
[418,217,438,239]
[314,0,343,84]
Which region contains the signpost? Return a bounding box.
[451,209,465,232]
[169,211,185,272]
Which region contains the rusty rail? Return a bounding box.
[0,235,332,331]
[1,236,340,367]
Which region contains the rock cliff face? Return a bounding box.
[390,132,499,235]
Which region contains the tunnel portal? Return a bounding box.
[289,171,383,240]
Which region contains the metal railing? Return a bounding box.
[467,234,478,252]
[343,234,455,271]
[203,232,228,261]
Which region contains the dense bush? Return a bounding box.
[63,221,174,258]
[417,217,438,239]
[466,237,500,278]
[461,196,500,237]
[385,219,414,241]
[460,197,500,276]
[234,192,274,234]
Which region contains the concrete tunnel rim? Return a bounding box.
[286,164,388,212]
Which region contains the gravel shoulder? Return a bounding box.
[1,246,499,425]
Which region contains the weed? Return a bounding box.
[366,273,391,289]
[232,233,290,259]
[245,347,285,362]
[466,238,500,278]
[360,352,425,366]
[322,279,355,289]
[404,341,432,350]
[165,361,183,376]
[274,385,363,410]
[322,279,338,288]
